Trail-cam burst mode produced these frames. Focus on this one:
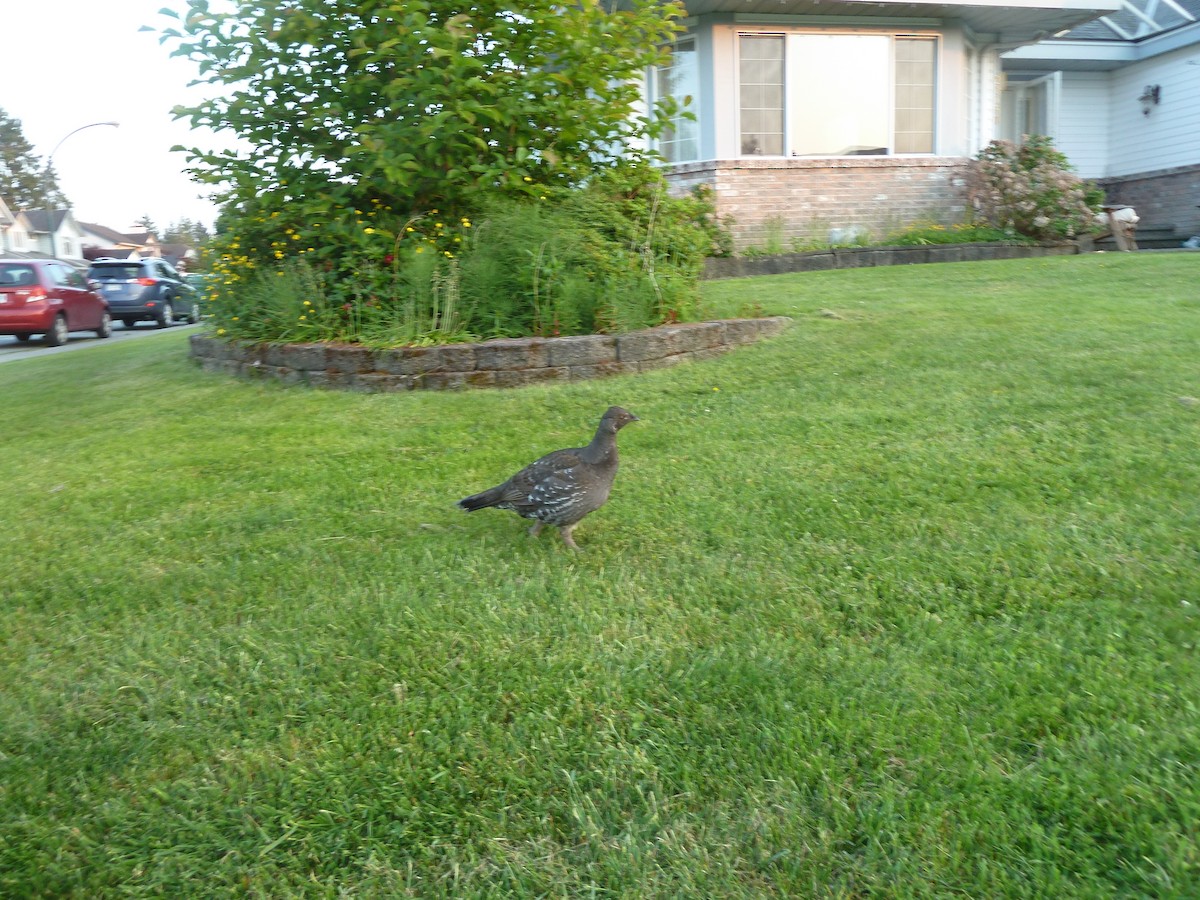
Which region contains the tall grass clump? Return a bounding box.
[203,168,727,347]
[883,221,1036,246]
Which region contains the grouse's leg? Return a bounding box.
[558,524,581,551]
[528,521,545,539]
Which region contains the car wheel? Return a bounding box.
[123,319,138,329]
[156,302,175,329]
[186,303,201,324]
[96,311,113,339]
[44,314,69,347]
[15,333,32,343]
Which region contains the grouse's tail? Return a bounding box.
[457,486,504,512]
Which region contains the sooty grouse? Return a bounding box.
[457,406,639,550]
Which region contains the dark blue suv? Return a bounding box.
[86,258,201,329]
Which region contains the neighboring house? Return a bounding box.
[157,243,198,271]
[79,222,160,261]
[78,225,199,271]
[0,196,14,252]
[13,209,87,263]
[1004,0,1200,240]
[646,0,1143,250]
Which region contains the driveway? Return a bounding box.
[0,321,202,365]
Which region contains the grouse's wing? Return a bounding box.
[509,449,583,494]
[500,449,583,513]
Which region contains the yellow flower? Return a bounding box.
[364,227,376,234]
[217,328,226,335]
[303,300,312,306]
[523,176,532,182]
[299,314,307,321]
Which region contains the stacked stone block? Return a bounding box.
[189,317,791,392]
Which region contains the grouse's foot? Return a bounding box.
[558,525,582,552]
[528,521,545,539]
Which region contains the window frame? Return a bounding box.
[735,28,940,159]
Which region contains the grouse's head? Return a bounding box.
[602,406,640,432]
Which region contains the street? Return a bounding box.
[0,321,201,365]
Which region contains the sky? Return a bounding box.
[3,0,234,233]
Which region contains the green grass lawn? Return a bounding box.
[2,252,1198,897]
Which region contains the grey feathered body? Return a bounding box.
[457,406,638,549]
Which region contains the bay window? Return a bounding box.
[739,32,937,158]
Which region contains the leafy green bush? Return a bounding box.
[967,136,1104,240]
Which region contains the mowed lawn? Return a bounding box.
[1,252,1198,897]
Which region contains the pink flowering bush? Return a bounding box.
[968,137,1104,240]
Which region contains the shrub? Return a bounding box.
[967,136,1104,241]
[203,168,725,345]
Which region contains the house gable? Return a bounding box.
[14,209,86,261]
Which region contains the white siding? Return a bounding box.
[1107,45,1200,177]
[1057,71,1110,179]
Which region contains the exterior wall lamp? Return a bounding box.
[1139,84,1161,116]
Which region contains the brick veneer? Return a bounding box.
[1098,164,1200,239]
[667,157,972,253]
[189,317,791,392]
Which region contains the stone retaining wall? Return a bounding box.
[703,241,1080,280]
[189,317,791,392]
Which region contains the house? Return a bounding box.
[78,222,160,261]
[157,243,199,271]
[9,209,87,263]
[0,196,15,253]
[646,0,1151,250]
[1002,0,1200,242]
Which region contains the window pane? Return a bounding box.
[789,34,890,156]
[656,38,699,163]
[739,35,784,156]
[894,37,936,154]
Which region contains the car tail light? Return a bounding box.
[28,287,48,301]
[137,277,157,286]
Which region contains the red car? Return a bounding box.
[0,259,112,346]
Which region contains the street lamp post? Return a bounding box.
[44,121,119,258]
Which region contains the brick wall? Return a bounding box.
[1098,163,1200,238]
[667,157,973,253]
